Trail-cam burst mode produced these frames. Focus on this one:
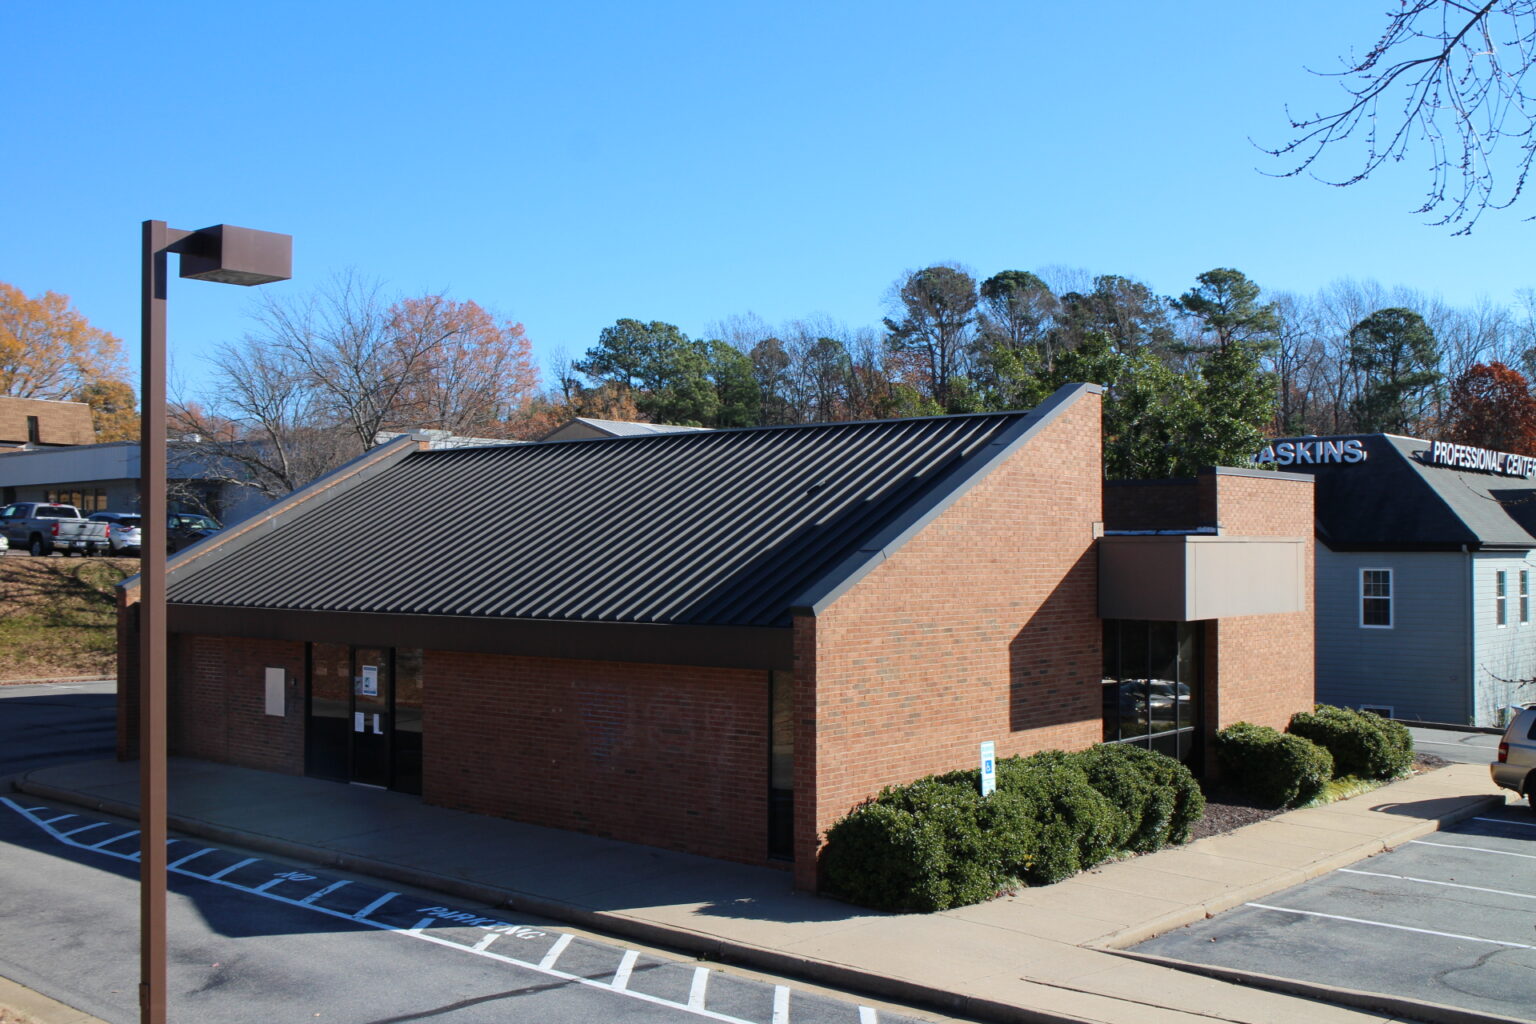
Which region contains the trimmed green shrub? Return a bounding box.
[1288,705,1414,780]
[1074,744,1206,850]
[993,751,1126,882]
[1215,721,1333,807]
[822,779,1007,912]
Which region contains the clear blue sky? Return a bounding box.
[4,2,1529,395]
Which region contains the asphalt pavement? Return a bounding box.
[0,681,116,778]
[1135,803,1536,1021]
[0,796,937,1024]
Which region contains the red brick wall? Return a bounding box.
[423,651,771,866]
[1201,471,1316,769]
[161,635,306,774]
[794,392,1104,888]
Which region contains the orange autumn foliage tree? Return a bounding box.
[1443,361,1536,455]
[0,281,128,401]
[386,295,540,438]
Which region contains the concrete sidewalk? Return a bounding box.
[12,759,1513,1024]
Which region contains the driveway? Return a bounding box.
[1133,800,1536,1021]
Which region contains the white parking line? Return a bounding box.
[1411,839,1536,860]
[206,857,258,881]
[472,933,499,953]
[612,949,638,991]
[771,985,789,1024]
[1339,868,1536,900]
[167,847,214,870]
[860,1007,879,1024]
[1,799,792,1024]
[352,891,397,920]
[88,830,138,849]
[539,933,573,971]
[687,966,710,1011]
[300,880,350,904]
[1472,815,1536,830]
[1247,903,1536,950]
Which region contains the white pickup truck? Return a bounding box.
[0,502,112,557]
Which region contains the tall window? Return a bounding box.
[1361,569,1393,628]
[1522,571,1530,626]
[26,416,39,444]
[1101,621,1203,763]
[1497,570,1508,626]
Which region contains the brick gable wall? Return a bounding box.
[793,394,1104,888]
[0,396,94,447]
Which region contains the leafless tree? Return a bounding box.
[1265,2,1536,232]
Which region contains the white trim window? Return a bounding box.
[1360,568,1393,629]
[1497,570,1508,627]
[1521,570,1530,626]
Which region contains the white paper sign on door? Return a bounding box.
[357,665,379,696]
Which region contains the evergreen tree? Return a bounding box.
[1346,308,1441,434]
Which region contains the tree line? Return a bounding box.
[561,265,1536,477]
[10,263,1536,502]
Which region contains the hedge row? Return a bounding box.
[1216,704,1416,808]
[821,745,1204,913]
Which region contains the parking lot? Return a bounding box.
[1135,800,1536,1021]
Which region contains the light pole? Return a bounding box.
[139,221,291,1023]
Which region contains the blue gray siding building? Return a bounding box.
[1261,434,1536,726]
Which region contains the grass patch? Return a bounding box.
[0,556,135,681]
[1297,772,1409,808]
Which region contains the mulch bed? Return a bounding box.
[1187,751,1452,842]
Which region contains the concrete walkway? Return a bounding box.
[11,759,1514,1024]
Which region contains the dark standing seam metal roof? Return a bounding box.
[167,408,1052,627]
[1274,434,1536,549]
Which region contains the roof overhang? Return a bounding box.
[1099,535,1308,621]
[167,604,793,671]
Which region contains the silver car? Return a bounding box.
[89,512,142,555]
[1491,704,1536,810]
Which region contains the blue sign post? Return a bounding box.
[979,741,996,797]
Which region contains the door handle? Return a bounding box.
[372,713,383,735]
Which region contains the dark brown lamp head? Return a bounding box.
[176,224,292,285]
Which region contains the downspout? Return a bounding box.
[1464,544,1476,725]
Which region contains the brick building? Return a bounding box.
[117,384,1314,890]
[0,396,94,451]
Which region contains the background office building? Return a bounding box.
[1260,434,1536,726]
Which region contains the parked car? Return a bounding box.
[1491,703,1536,812]
[0,502,111,557]
[89,512,143,555]
[167,512,222,553]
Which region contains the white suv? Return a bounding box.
[1491,704,1536,811]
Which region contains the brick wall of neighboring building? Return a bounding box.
[422,650,772,866]
[1200,470,1316,771]
[0,396,94,448]
[793,393,1104,888]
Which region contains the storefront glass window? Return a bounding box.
[1101,620,1202,764]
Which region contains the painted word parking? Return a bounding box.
[1133,806,1536,1021]
[1,798,914,1024]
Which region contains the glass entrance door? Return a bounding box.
[350,647,391,787]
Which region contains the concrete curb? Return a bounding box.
[1093,791,1508,949]
[11,774,1097,1024]
[0,975,107,1024]
[10,770,1513,1024]
[1102,949,1530,1024]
